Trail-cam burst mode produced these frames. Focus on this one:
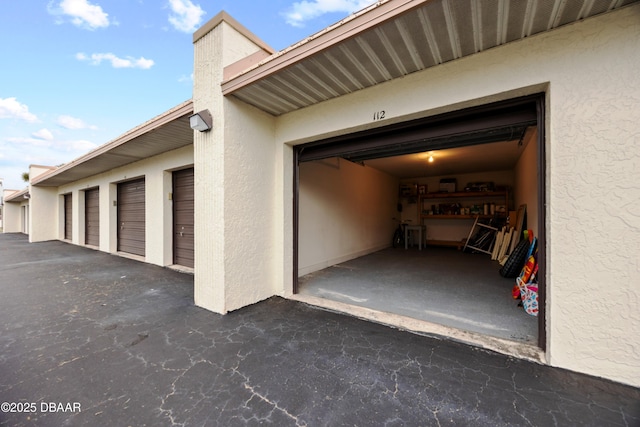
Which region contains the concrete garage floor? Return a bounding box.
[0,234,638,426]
[298,247,538,344]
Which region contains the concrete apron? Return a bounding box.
[290,294,545,364]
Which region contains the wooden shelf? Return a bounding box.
[421,191,507,199]
[417,189,510,244]
[421,214,495,220]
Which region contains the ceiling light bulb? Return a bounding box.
[428,155,434,163]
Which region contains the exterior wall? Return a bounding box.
[222,98,278,310]
[25,165,59,242]
[299,158,398,276]
[268,7,640,386]
[2,198,25,233]
[193,19,277,313]
[52,146,193,266]
[29,186,58,242]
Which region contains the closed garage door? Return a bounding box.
[173,168,194,268]
[64,194,72,241]
[118,178,145,257]
[85,188,99,246]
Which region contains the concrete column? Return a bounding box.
[192,13,275,314]
[29,185,59,242]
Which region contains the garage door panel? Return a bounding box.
[85,188,99,246]
[118,178,145,257]
[173,168,194,268]
[64,194,72,240]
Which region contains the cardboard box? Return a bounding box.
[439,178,456,193]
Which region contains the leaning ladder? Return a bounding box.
[463,215,498,255]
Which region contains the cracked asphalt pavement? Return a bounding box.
[0,234,638,426]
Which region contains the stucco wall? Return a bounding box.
[299,158,398,276]
[223,98,278,310]
[53,146,193,266]
[193,19,276,313]
[2,198,25,233]
[29,186,59,243]
[270,6,640,386]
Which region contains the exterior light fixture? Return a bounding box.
[428,155,434,163]
[189,109,213,132]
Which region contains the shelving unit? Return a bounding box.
[417,190,509,247]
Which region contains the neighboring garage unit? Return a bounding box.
[117,178,146,257]
[172,168,195,268]
[64,194,72,241]
[85,188,99,247]
[295,95,545,347]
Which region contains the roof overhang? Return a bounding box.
[221,0,639,116]
[4,189,29,203]
[32,100,194,187]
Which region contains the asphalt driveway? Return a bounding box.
[0,234,638,426]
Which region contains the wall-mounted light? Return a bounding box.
[428,155,434,163]
[189,109,213,132]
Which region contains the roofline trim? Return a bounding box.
[4,188,29,203]
[221,0,430,95]
[32,100,194,186]
[193,10,275,55]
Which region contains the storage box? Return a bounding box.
[399,183,417,197]
[439,178,456,193]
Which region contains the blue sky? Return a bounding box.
[0,0,376,191]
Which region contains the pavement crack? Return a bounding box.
[243,382,307,427]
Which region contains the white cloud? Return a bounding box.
[49,0,110,30]
[178,73,194,84]
[76,52,155,69]
[6,136,53,148]
[33,129,55,141]
[5,136,97,152]
[67,140,97,151]
[57,115,98,130]
[167,0,205,33]
[0,97,38,122]
[282,0,377,27]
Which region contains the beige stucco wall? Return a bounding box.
[29,186,58,242]
[265,7,640,386]
[2,195,26,233]
[193,19,277,313]
[51,146,193,266]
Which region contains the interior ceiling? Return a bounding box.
[361,129,532,179]
[223,0,639,116]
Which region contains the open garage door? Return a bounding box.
[85,188,99,247]
[173,168,194,268]
[118,178,146,257]
[294,94,546,348]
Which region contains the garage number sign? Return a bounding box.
[373,110,386,121]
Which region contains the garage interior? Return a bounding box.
[295,96,544,347]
